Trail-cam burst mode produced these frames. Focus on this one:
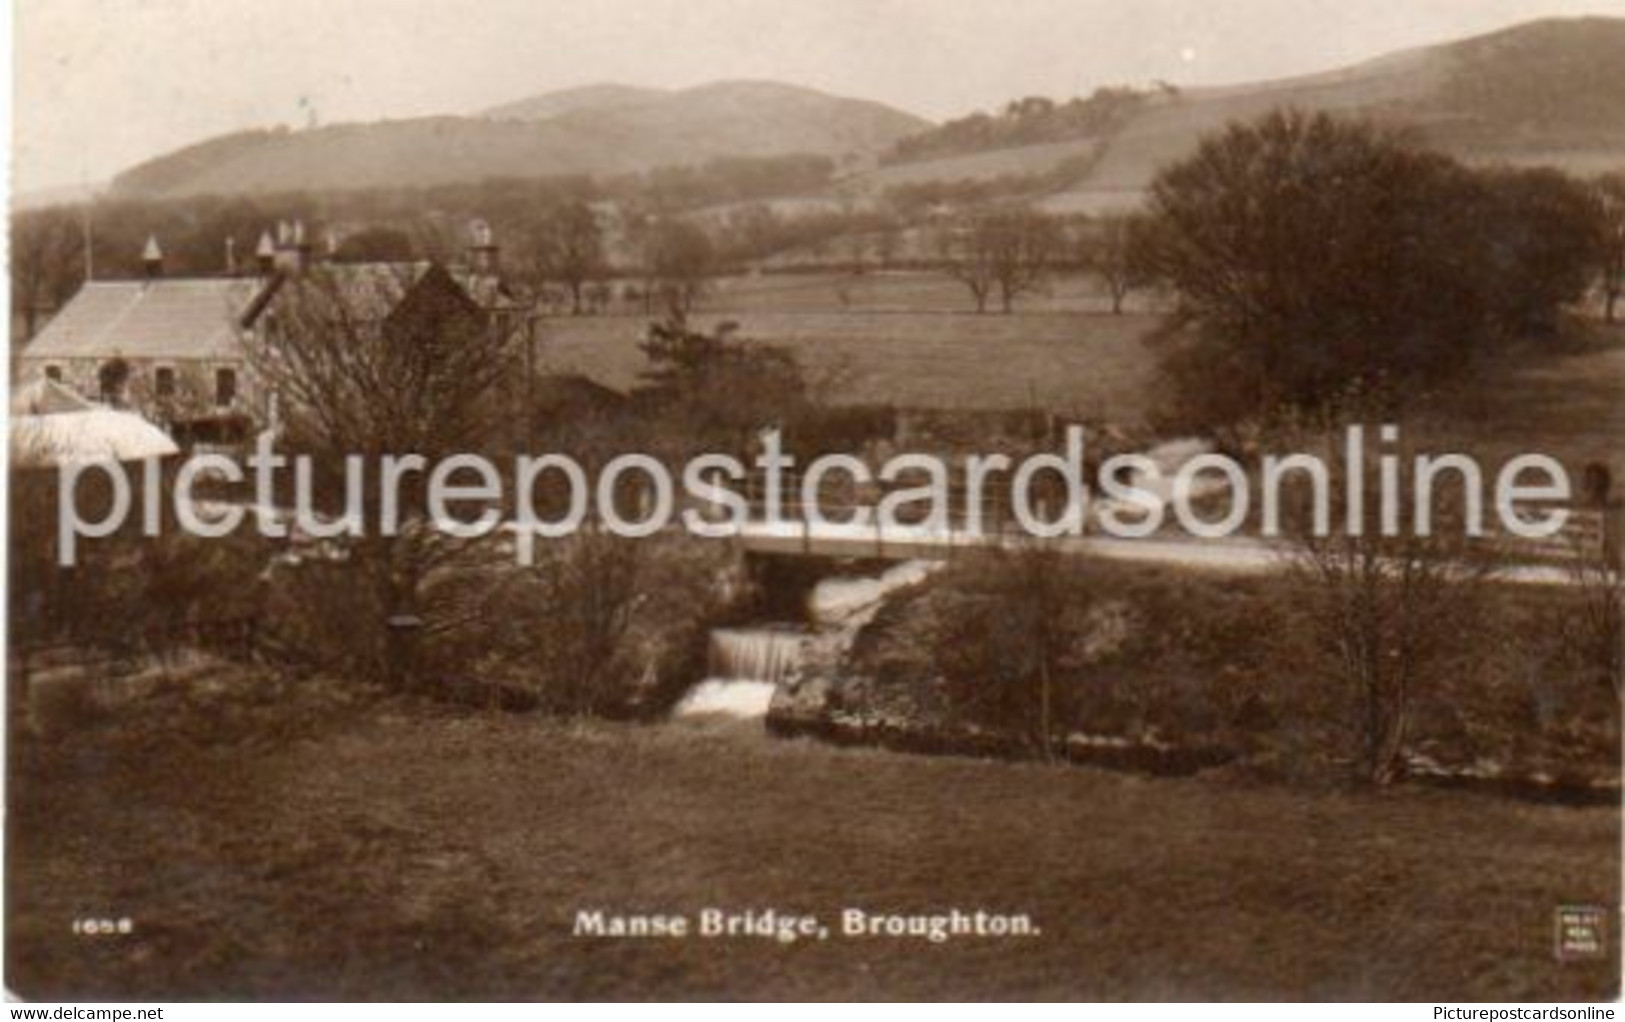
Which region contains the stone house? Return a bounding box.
[16,222,527,446]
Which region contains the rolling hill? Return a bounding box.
[110,81,930,200]
[106,18,1625,206]
[479,82,667,122]
[846,16,1625,214]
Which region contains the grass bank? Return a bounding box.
[6,681,1617,1000]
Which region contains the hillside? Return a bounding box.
[847,16,1625,213]
[110,81,930,200]
[479,82,666,121]
[103,18,1625,206]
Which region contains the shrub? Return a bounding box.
[421,533,748,718]
[843,553,1615,783]
[1135,109,1608,426]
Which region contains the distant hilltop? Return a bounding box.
[106,17,1625,204]
[109,80,931,200]
[850,15,1625,215]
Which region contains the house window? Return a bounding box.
[155,366,176,398]
[43,365,62,382]
[98,358,131,403]
[214,367,238,408]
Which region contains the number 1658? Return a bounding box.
[71,917,133,935]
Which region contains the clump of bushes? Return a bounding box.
[407,533,749,718]
[847,552,1284,757]
[837,551,1618,785]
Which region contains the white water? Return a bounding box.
[675,562,940,720]
[673,627,805,719]
[807,560,938,627]
[673,679,778,718]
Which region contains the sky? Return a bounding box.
[13,0,1625,195]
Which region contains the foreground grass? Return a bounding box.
[6,692,1618,1000]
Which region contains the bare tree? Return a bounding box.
[11,208,85,342]
[1562,469,1622,704]
[644,220,715,316]
[1274,422,1494,784]
[913,547,1093,761]
[529,529,643,715]
[1595,173,1625,324]
[244,263,523,688]
[524,200,605,316]
[1077,212,1146,315]
[937,207,1058,313]
[1565,540,1622,705]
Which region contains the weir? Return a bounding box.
[672,627,805,719]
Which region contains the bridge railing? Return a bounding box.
[730,468,1048,532]
[702,468,1621,566]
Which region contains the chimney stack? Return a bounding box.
[273,219,312,274]
[255,231,276,275]
[142,235,164,279]
[467,218,499,274]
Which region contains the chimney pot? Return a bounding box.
[273,219,311,274]
[255,231,276,274]
[142,234,164,279]
[467,218,499,274]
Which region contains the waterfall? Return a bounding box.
[673,627,805,719]
[708,627,804,686]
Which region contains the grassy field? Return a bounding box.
[7,683,1618,1001]
[542,274,1163,418]
[542,271,1625,474]
[1417,340,1625,478]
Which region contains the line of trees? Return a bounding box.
[883,86,1151,164]
[930,206,1148,314]
[15,111,1623,341]
[935,208,1060,314]
[7,152,837,334]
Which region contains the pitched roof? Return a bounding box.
[275,262,526,320]
[22,277,275,362]
[23,260,525,364]
[304,262,435,320]
[10,377,98,416]
[12,408,180,467]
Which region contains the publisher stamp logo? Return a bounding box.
[1555,906,1608,961]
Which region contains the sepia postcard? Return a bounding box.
[5,0,1624,1005]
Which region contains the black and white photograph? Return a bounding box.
[4,0,1624,1004]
